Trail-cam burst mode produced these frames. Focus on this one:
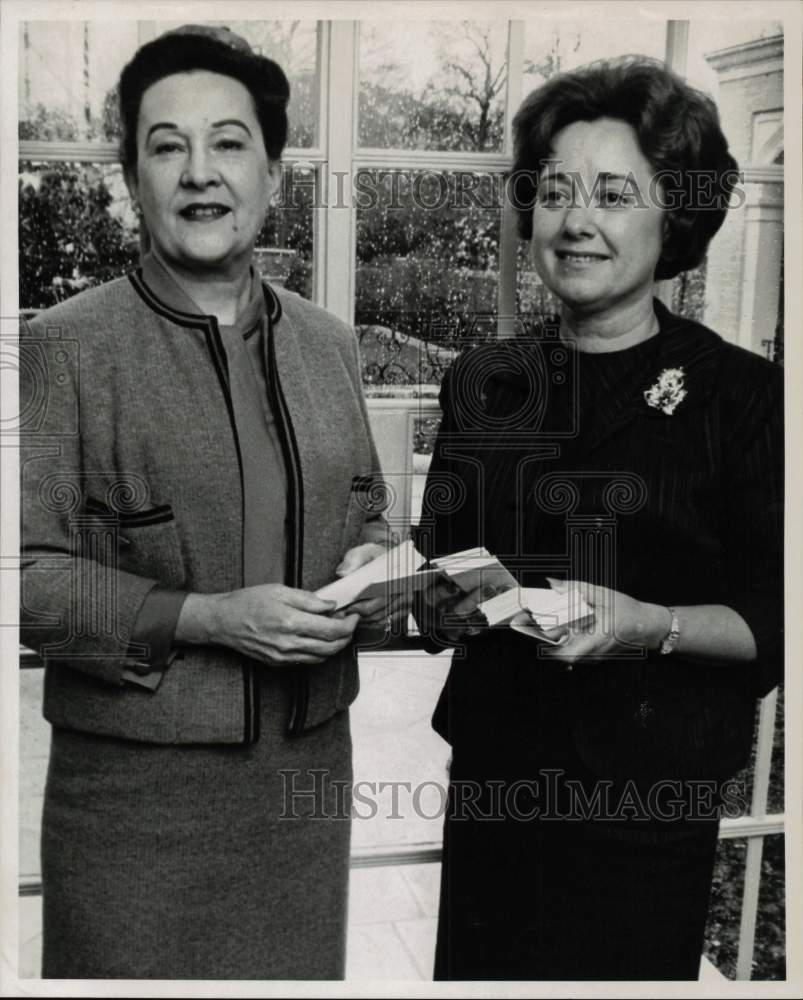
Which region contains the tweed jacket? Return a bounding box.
[20,269,387,744]
[415,302,784,783]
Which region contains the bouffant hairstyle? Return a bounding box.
[118,25,290,172]
[511,57,740,280]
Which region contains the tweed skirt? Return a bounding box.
[41,671,352,980]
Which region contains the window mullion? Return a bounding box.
[352,149,510,172]
[664,20,690,77]
[18,141,118,163]
[318,20,357,323]
[499,20,524,338]
[310,20,329,308]
[655,19,690,309]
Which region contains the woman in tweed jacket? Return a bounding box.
[20,25,392,979]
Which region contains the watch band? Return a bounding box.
[659,607,680,655]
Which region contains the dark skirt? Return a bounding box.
[434,664,720,981]
[41,671,352,980]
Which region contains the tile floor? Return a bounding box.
[346,864,440,979]
[17,868,725,982]
[18,864,441,981]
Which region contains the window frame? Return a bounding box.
[15,19,784,979]
[17,18,689,328]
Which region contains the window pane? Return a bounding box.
[521,18,666,97]
[18,21,141,141]
[19,161,139,311]
[358,22,508,151]
[19,161,316,310]
[19,20,320,148]
[705,833,786,979]
[255,165,316,298]
[516,241,561,326]
[355,169,502,387]
[158,19,320,148]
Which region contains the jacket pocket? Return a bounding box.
[83,495,175,526]
[341,477,378,552]
[83,496,185,588]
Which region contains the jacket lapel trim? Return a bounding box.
[262,292,304,591]
[261,289,309,734]
[129,268,214,332]
[129,268,262,744]
[129,270,243,489]
[263,281,283,326]
[129,262,282,328]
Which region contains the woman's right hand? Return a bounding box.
[176,585,360,666]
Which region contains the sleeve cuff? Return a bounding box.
[121,667,166,691]
[726,593,784,697]
[124,589,188,689]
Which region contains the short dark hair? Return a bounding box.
[118,27,290,172]
[511,56,739,280]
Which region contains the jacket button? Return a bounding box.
[130,660,152,676]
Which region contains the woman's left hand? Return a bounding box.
[541,579,671,664]
[334,543,410,628]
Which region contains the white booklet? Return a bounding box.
[315,539,437,610]
[478,586,594,644]
[315,542,592,644]
[315,542,520,611]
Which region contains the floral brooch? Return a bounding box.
[644,367,687,415]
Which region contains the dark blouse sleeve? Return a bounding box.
[719,360,784,697]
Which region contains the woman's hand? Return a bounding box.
[176,585,359,666]
[540,579,670,664]
[542,580,760,665]
[335,542,409,629]
[416,577,489,645]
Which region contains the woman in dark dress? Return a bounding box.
[415,57,783,981]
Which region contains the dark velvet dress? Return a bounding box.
[415,304,783,980]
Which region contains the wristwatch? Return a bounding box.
[659,607,680,655]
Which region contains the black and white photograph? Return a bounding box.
[0,0,800,993]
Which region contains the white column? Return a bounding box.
[703,35,784,353]
[737,178,784,354]
[664,20,689,76]
[318,21,357,323]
